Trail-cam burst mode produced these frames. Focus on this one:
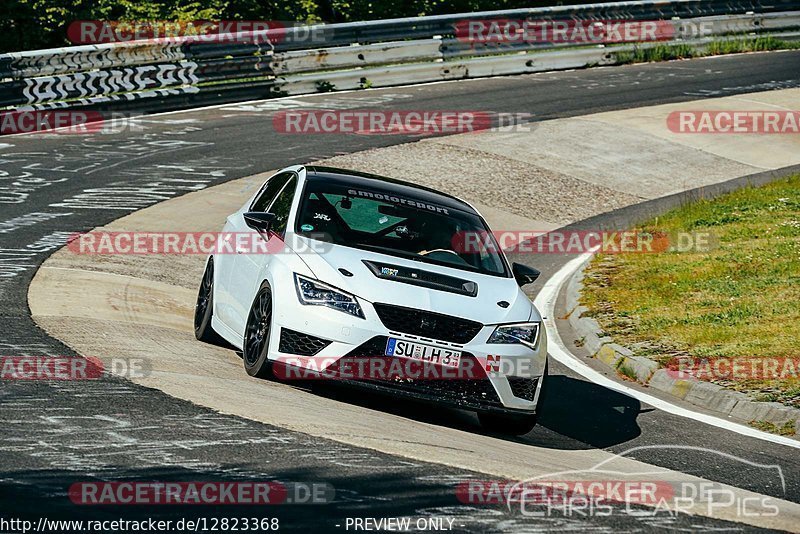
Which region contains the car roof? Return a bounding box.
[304,166,477,214]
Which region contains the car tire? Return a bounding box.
[243,283,274,379]
[478,359,548,435]
[194,257,224,345]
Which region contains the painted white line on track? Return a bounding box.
[535,252,800,450]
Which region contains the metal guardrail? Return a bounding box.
[1,0,799,115]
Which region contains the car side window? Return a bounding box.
[251,172,293,212]
[266,176,297,236]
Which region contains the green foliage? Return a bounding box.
[582,175,800,407]
[615,360,638,382]
[615,36,800,65]
[1,0,229,52]
[8,1,799,55]
[1,0,617,53]
[706,35,800,54]
[750,419,796,436]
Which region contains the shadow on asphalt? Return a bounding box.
[538,375,645,448]
[300,373,644,450]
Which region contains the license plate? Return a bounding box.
[385,338,462,368]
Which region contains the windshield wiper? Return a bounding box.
[354,243,423,262]
[354,242,484,273]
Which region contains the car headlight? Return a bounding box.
[487,322,540,349]
[294,274,365,319]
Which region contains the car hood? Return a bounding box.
[290,236,537,324]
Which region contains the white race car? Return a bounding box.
[194,165,547,434]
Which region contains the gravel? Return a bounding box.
[314,136,642,227]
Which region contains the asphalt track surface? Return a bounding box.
[1,51,799,532]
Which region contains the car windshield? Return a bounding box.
[295,182,509,276]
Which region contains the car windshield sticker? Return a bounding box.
[347,188,450,215]
[301,224,314,231]
[313,213,331,221]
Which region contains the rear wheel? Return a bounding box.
[194,257,224,345]
[243,284,274,378]
[479,359,548,435]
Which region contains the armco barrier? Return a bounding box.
[1,0,800,119]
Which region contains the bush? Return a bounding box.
[1,0,630,53]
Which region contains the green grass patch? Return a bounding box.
[616,43,698,63]
[616,360,639,382]
[581,175,800,407]
[615,35,800,65]
[749,420,796,436]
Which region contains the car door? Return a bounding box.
[215,171,294,334]
[227,173,299,336]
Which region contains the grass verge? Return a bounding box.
[614,35,800,64]
[581,175,800,409]
[750,420,796,436]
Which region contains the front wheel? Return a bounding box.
[243,284,274,379]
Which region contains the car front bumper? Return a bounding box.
[268,295,548,413]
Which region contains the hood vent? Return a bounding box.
[362,260,478,297]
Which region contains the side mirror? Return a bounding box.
[243,212,276,233]
[512,262,540,287]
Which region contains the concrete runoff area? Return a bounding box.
[29,88,800,530]
[321,88,799,202]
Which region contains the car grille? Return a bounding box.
[372,303,483,344]
[278,328,331,356]
[333,336,503,408]
[507,376,539,401]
